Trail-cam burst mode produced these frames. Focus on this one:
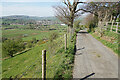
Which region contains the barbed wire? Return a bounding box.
[13,33,66,78]
[31,60,42,78]
[46,36,64,60]
[30,34,65,78]
[47,52,65,78]
[18,55,41,78]
[34,67,42,78]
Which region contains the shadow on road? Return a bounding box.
[76,47,85,51]
[75,47,85,55]
[80,73,95,80]
[75,53,83,55]
[78,31,88,34]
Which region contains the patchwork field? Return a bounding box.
[2,25,75,78]
[2,25,67,41]
[3,29,51,41]
[2,33,75,78]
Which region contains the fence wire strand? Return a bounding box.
[14,33,66,78]
[18,55,41,78]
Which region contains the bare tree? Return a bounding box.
[81,2,120,25]
[84,14,94,27]
[53,0,84,37]
[54,0,120,38]
[79,1,120,36]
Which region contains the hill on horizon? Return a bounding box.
[1,15,58,21]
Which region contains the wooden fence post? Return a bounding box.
[64,34,67,51]
[42,50,46,80]
[106,22,108,30]
[116,22,119,33]
[111,20,114,31]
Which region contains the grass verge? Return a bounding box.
[54,32,76,79]
[2,32,76,79]
[90,31,119,56]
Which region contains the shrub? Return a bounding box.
[2,37,8,42]
[75,29,80,33]
[2,39,25,57]
[26,41,33,48]
[38,40,48,45]
[95,27,105,37]
[49,32,58,42]
[32,37,37,43]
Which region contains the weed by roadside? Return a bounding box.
[90,31,119,56]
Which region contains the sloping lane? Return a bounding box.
[73,30,118,78]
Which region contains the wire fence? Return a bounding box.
[16,55,42,78]
[12,33,67,79]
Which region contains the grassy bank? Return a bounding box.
[54,33,76,79]
[90,31,119,56]
[2,32,76,79]
[2,27,67,58]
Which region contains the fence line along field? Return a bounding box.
[2,24,67,58]
[2,22,76,79]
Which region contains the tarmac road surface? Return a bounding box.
[73,30,118,79]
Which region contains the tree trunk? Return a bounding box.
[69,26,72,39]
[67,26,69,34]
[110,15,113,22]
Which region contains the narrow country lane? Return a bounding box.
[73,30,118,79]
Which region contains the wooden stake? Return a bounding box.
[111,20,114,31]
[116,22,119,33]
[64,34,67,51]
[106,22,108,30]
[42,50,46,80]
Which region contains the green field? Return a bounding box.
[2,33,75,78]
[2,25,75,78]
[2,25,67,41]
[3,29,50,41]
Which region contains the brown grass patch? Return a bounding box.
[93,33,115,43]
[100,36,115,43]
[40,31,49,32]
[32,33,38,35]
